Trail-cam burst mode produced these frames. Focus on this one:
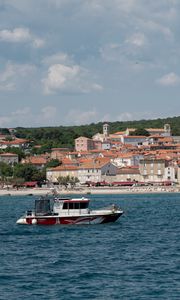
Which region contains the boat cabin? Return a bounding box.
[34,197,90,216]
[53,197,90,215]
[35,198,52,216]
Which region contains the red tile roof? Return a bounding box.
[0,152,18,156]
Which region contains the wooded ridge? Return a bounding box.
[2,115,180,149]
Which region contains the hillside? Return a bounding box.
[4,115,180,149]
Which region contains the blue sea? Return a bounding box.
[0,193,180,300]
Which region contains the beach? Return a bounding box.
[0,185,180,196]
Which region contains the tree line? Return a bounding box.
[1,115,179,149]
[0,115,180,185]
[0,159,61,188]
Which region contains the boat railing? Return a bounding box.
[97,204,120,212]
[111,204,120,212]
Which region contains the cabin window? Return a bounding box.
[35,199,51,215]
[63,201,88,209]
[69,203,74,210]
[80,202,88,209]
[63,203,68,209]
[74,203,79,209]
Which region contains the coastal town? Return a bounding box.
[0,123,180,195]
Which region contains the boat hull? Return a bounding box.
[17,212,123,225]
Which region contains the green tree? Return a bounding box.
[13,163,37,181]
[13,115,180,147]
[57,175,79,189]
[130,128,150,136]
[13,163,46,182]
[0,162,13,177]
[0,128,10,135]
[57,175,70,189]
[31,169,46,182]
[5,147,25,161]
[45,159,61,168]
[11,177,25,188]
[69,176,79,188]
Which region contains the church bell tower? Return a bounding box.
[103,123,109,140]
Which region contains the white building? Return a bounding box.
[78,160,118,184]
[112,153,144,167]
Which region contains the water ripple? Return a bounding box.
[0,193,180,299]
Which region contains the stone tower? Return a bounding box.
[103,123,109,140]
[164,124,171,136]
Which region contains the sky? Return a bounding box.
[0,0,180,128]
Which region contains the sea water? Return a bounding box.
[0,193,179,300]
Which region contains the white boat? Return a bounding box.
[16,196,123,225]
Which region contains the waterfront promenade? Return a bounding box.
[0,185,180,196]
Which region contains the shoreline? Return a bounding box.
[0,186,180,196]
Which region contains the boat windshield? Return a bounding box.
[35,198,51,215]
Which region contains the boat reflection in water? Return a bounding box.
[16,196,123,225]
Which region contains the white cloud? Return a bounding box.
[0,63,16,90]
[82,0,137,14]
[100,43,121,62]
[0,82,15,92]
[32,38,45,48]
[126,33,147,47]
[0,107,32,127]
[0,27,45,48]
[0,106,58,127]
[42,52,70,66]
[64,110,155,125]
[143,20,173,40]
[156,72,180,86]
[40,106,57,120]
[11,107,31,117]
[42,64,80,94]
[0,0,180,126]
[0,62,36,91]
[100,40,147,67]
[114,0,136,12]
[65,109,98,125]
[116,111,155,122]
[0,116,12,127]
[42,59,103,94]
[0,28,31,42]
[117,112,134,122]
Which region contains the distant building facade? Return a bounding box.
[0,152,18,164]
[139,158,165,182]
[75,136,95,152]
